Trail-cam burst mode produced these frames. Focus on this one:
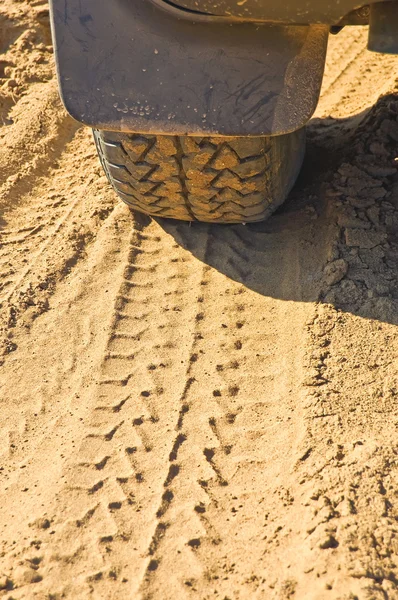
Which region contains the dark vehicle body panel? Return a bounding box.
[49,0,396,137]
[50,0,328,136]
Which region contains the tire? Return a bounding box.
[93,129,306,224]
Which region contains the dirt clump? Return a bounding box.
[322,95,398,325]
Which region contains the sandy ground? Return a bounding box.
[1,2,398,598]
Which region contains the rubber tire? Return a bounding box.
[93,129,306,224]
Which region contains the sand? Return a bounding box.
[1,1,398,598]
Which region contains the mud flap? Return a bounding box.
[49,0,329,136]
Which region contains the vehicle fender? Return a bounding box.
[49,0,329,136]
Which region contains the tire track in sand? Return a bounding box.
[0,0,94,359]
[0,126,117,358]
[17,220,214,598]
[139,220,326,599]
[316,27,398,119]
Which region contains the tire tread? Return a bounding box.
[93,130,305,223]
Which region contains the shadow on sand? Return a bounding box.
[154,94,398,325]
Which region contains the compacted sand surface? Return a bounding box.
[1,2,398,598]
